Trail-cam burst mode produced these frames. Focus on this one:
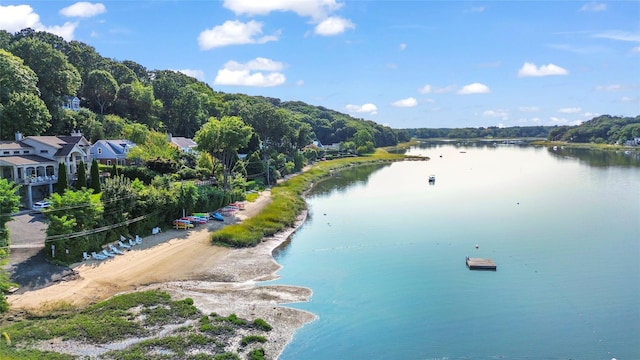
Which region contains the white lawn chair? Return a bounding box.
[83,252,92,261]
[92,251,106,260]
[152,227,160,235]
[109,244,124,255]
[102,249,116,258]
[135,235,142,244]
[120,235,127,242]
[128,238,136,247]
[118,241,131,250]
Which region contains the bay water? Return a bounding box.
[273,142,640,360]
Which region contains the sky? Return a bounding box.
[1,0,639,129]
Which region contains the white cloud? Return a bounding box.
[399,43,407,51]
[457,83,490,94]
[418,84,455,94]
[198,20,279,50]
[620,96,639,103]
[592,30,640,42]
[315,16,355,36]
[0,4,80,40]
[223,0,342,20]
[178,69,205,81]
[346,103,378,115]
[550,117,583,126]
[223,0,353,37]
[518,62,569,77]
[60,2,106,18]
[579,2,606,12]
[631,46,640,53]
[43,22,79,40]
[392,97,417,108]
[295,79,304,86]
[583,112,599,118]
[482,109,509,120]
[519,106,540,112]
[418,85,432,94]
[213,58,286,87]
[0,5,42,33]
[558,107,582,114]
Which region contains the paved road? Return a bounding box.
[5,211,75,294]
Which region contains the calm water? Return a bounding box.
[273,142,640,360]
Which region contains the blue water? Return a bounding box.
[273,143,640,360]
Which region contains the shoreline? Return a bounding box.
[6,190,317,359]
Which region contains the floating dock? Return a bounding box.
[466,257,497,271]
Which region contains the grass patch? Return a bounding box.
[240,335,266,347]
[1,291,275,359]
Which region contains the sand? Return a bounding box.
[7,189,316,359]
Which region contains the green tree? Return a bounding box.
[75,161,87,189]
[0,177,19,313]
[0,49,51,139]
[127,130,178,162]
[90,159,101,193]
[45,189,103,263]
[84,69,119,114]
[8,38,82,113]
[195,116,253,189]
[197,152,214,177]
[101,175,137,235]
[56,162,68,194]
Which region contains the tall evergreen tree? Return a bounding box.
[75,161,87,189]
[90,159,101,193]
[56,162,68,194]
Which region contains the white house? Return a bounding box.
[0,131,91,209]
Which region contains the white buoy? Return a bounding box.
[475,244,479,249]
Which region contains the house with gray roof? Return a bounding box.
[0,131,91,209]
[168,133,198,153]
[90,139,136,166]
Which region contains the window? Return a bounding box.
[106,160,111,165]
[13,151,19,154]
[97,148,102,154]
[24,150,29,154]
[40,150,49,154]
[3,151,9,155]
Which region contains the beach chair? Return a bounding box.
[92,251,106,260]
[102,249,116,258]
[135,235,142,244]
[109,244,124,255]
[120,235,127,242]
[152,227,160,235]
[118,240,131,250]
[128,238,136,247]
[83,252,92,261]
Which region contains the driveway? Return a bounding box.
[4,212,76,294]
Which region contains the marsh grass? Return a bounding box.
[0,291,273,359]
[211,151,406,247]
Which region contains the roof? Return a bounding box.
[0,155,58,167]
[54,143,77,157]
[0,142,31,150]
[170,137,197,149]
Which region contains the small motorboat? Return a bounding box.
[428,175,436,182]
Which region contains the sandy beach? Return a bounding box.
[7,189,316,359]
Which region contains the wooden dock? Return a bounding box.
[466,257,497,270]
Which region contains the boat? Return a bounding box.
[428,175,436,182]
[210,212,224,221]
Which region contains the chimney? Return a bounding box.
[15,132,23,141]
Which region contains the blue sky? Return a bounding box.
[1,1,639,129]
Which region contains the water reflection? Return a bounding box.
[308,163,392,196]
[547,147,640,168]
